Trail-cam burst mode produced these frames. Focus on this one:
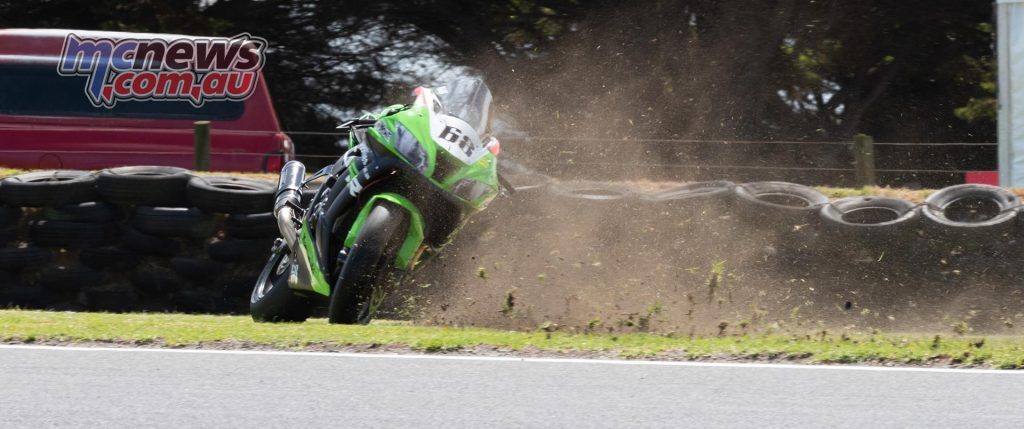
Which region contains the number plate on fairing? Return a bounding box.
[430,114,486,164]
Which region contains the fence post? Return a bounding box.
[853,133,875,187]
[194,121,210,171]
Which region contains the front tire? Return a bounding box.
[250,248,311,323]
[328,202,408,324]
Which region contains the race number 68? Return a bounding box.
[439,125,475,157]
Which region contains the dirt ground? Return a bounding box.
[386,176,1024,337]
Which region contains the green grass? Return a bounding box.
[3,310,1024,368]
[0,168,23,178]
[814,185,936,203]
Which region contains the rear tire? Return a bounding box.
[328,202,408,325]
[251,248,311,323]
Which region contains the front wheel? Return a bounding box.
[328,202,409,324]
[250,247,311,323]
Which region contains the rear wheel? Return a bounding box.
[250,247,311,323]
[328,202,409,325]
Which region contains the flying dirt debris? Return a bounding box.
[398,177,1024,337]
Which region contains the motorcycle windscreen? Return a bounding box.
[439,77,493,136]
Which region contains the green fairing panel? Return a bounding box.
[368,105,500,210]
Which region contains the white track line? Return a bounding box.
[0,344,1020,375]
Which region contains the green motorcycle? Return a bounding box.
[251,77,509,324]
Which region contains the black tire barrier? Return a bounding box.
[43,201,119,223]
[819,196,920,243]
[169,256,225,282]
[0,170,98,207]
[37,264,106,292]
[131,206,217,238]
[548,181,634,201]
[95,166,191,206]
[0,246,53,271]
[46,301,89,312]
[0,228,16,247]
[28,220,121,248]
[921,184,1019,242]
[223,273,261,299]
[503,173,552,193]
[131,266,183,297]
[171,289,223,314]
[640,180,735,203]
[0,284,44,308]
[81,287,139,313]
[207,238,274,263]
[79,246,141,272]
[121,227,181,257]
[8,166,1024,317]
[186,176,276,214]
[0,205,22,228]
[224,212,279,239]
[0,167,289,314]
[0,269,15,285]
[734,181,829,225]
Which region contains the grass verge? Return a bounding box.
[2,310,1024,368]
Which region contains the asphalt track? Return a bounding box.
[1,345,1023,428]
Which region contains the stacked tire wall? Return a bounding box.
[0,167,280,313]
[3,166,1023,322]
[536,178,1024,258]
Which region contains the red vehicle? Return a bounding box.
[0,29,294,172]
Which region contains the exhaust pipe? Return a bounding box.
[275,160,305,211]
[275,161,306,252]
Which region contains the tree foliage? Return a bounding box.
[0,0,998,151]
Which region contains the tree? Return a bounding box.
[0,0,999,172]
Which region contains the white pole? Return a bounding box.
[998,0,1024,187]
[998,0,1012,186]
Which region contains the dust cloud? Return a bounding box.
[482,2,850,185]
[390,183,1024,337]
[382,6,1021,337]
